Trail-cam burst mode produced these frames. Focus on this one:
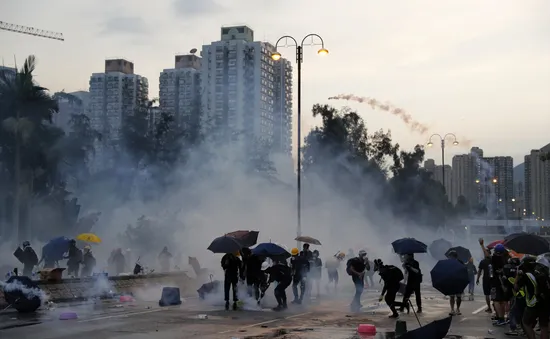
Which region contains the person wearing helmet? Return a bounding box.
[262,259,292,311]
[346,250,370,312]
[17,241,38,277]
[325,252,345,293]
[65,239,82,277]
[80,245,96,277]
[290,248,309,304]
[491,243,511,326]
[221,251,243,310]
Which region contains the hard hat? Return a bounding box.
[261,262,270,271]
[291,248,299,256]
[336,252,345,259]
[84,245,91,250]
[358,250,367,257]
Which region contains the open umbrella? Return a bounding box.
[399,316,452,339]
[431,259,469,296]
[42,236,71,261]
[536,253,550,269]
[225,230,259,248]
[295,236,322,245]
[392,238,427,255]
[503,232,550,256]
[445,246,472,263]
[429,239,452,260]
[76,233,102,244]
[252,243,291,259]
[207,236,243,254]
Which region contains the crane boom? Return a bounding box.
[0,21,64,41]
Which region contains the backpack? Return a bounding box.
[384,265,404,283]
[346,258,356,276]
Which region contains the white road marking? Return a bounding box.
[472,305,487,314]
[78,309,164,323]
[217,312,312,334]
[459,317,468,322]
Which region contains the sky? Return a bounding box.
[1,0,549,166]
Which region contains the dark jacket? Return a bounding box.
[379,265,404,292]
[221,254,242,278]
[243,254,263,280]
[290,256,310,277]
[265,263,292,284]
[403,259,422,283]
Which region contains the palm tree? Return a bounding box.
[0,55,59,241]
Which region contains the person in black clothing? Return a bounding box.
[477,253,493,313]
[221,251,242,310]
[262,260,292,311]
[374,258,406,318]
[290,248,309,304]
[400,254,422,313]
[310,250,323,298]
[240,248,263,301]
[347,250,369,312]
[65,239,82,277]
[19,241,38,277]
[490,244,511,325]
[447,250,465,315]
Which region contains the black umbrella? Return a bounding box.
[503,232,550,255]
[197,280,221,300]
[431,258,469,296]
[445,246,472,263]
[225,230,259,248]
[399,316,452,339]
[429,239,452,260]
[3,276,42,313]
[207,236,243,254]
[392,238,428,255]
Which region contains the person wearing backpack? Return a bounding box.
[374,259,406,318]
[18,241,38,277]
[346,250,369,312]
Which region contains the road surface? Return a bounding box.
[0,287,508,338]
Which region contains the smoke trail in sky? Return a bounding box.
[328,94,430,135]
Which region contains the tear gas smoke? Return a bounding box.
[0,279,49,303]
[328,94,430,135]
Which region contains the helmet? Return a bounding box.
[358,250,367,258]
[336,252,345,259]
[22,241,30,248]
[494,244,506,253]
[291,248,299,256]
[261,262,270,271]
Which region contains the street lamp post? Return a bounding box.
[271,34,328,244]
[427,133,459,198]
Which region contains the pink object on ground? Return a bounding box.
[357,324,376,334]
[59,312,78,320]
[119,295,134,302]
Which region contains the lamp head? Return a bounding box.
[453,141,459,146]
[271,52,282,61]
[427,141,433,147]
[317,48,329,56]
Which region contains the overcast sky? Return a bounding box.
[2,0,549,166]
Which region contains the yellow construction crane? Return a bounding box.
[0,20,64,41]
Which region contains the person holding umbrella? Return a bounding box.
[400,253,423,314]
[447,250,464,315]
[221,251,243,311]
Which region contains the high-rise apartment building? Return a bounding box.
[484,156,514,218]
[159,54,202,131]
[200,25,293,154]
[524,143,550,220]
[451,154,476,205]
[88,59,149,172]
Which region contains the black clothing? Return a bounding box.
[21,246,38,276]
[243,254,263,299]
[81,252,96,277]
[221,254,242,303]
[67,246,82,277]
[265,264,292,307]
[478,258,491,281]
[379,265,405,316]
[402,258,422,310]
[290,256,310,278]
[346,257,366,276]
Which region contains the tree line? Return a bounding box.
[0,55,483,243]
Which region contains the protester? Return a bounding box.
[262,259,292,311]
[290,248,309,304]
[401,253,422,313]
[108,248,126,275]
[17,241,38,277]
[241,247,264,301]
[447,250,464,315]
[80,245,96,277]
[374,258,406,318]
[477,251,493,313]
[347,250,369,312]
[365,257,375,288]
[65,239,82,277]
[491,244,511,326]
[515,255,550,339]
[310,250,323,298]
[466,257,477,301]
[325,252,345,293]
[505,257,525,336]
[221,251,242,310]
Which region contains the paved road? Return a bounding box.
[0,288,507,338]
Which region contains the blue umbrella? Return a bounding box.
[42,236,71,261]
[252,243,290,259]
[430,259,469,296]
[392,238,428,255]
